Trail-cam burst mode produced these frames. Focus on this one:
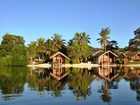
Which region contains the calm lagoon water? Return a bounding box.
[0,66,140,105]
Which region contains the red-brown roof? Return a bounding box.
[50,52,68,59]
[125,52,138,57]
[100,50,118,57]
[120,52,127,57]
[90,50,118,58]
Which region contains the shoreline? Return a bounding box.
[27,63,140,68]
[27,63,100,68]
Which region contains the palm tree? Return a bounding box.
[73,32,90,45]
[71,32,91,62]
[107,40,119,50]
[129,38,140,49]
[128,27,140,50]
[45,39,55,58]
[51,33,65,51]
[27,41,37,64]
[81,32,91,43]
[36,37,46,59]
[97,28,110,51]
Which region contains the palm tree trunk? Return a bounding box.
[104,43,106,52]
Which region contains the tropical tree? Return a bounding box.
[0,33,28,66]
[1,33,25,45]
[27,41,37,64]
[67,32,92,63]
[36,37,46,59]
[106,40,119,51]
[97,28,110,51]
[129,27,140,50]
[36,37,46,53]
[45,39,57,58]
[51,33,65,51]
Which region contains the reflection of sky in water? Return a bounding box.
[0,67,140,105]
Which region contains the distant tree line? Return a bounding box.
[0,33,28,66]
[0,27,140,66]
[128,27,140,51]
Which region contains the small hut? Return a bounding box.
[125,52,140,61]
[133,52,140,61]
[50,52,68,68]
[88,50,118,65]
[118,52,128,65]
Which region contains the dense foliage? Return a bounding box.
[0,27,140,66]
[0,34,28,66]
[67,32,92,63]
[128,27,140,51]
[27,32,92,64]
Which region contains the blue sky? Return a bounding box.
[0,0,140,48]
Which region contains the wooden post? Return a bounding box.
[114,56,115,64]
[108,52,109,66]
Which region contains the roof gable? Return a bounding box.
[50,52,68,59]
[100,50,118,57]
[88,50,103,57]
[120,52,127,57]
[125,52,138,57]
[135,52,140,56]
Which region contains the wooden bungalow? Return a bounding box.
[117,52,128,65]
[88,50,118,65]
[125,52,140,61]
[50,52,68,68]
[133,52,140,61]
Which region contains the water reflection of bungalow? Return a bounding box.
[124,67,140,101]
[130,78,140,101]
[124,67,140,79]
[50,52,68,68]
[97,67,120,101]
[88,50,118,65]
[97,67,120,82]
[50,67,69,81]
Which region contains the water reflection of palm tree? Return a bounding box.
[97,66,122,103]
[67,68,93,101]
[130,77,140,101]
[124,67,140,101]
[100,81,111,103]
